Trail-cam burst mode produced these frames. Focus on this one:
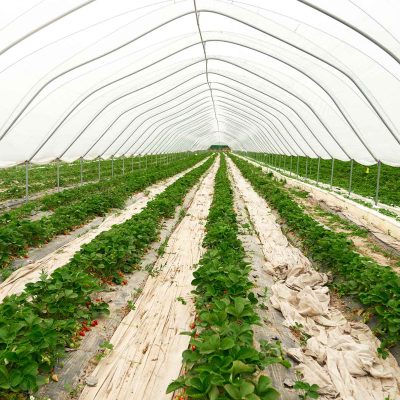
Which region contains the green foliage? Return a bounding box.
[293,381,319,399]
[0,154,183,202]
[168,156,286,399]
[0,156,214,396]
[249,153,400,208]
[231,155,400,351]
[0,154,207,269]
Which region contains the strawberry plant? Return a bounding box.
[0,154,208,269]
[168,156,284,399]
[0,156,215,397]
[247,153,400,208]
[231,155,400,352]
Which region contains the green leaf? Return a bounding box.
[166,379,185,393]
[209,385,220,400]
[240,381,255,396]
[225,384,241,399]
[230,360,255,376]
[256,376,272,394]
[220,337,235,350]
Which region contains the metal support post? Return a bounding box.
[80,157,83,185]
[25,161,29,202]
[330,158,335,189]
[122,158,125,175]
[348,159,354,196]
[98,158,101,181]
[305,157,309,178]
[296,156,300,178]
[57,160,60,192]
[375,160,381,205]
[316,157,321,186]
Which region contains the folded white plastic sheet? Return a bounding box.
[227,157,400,400]
[0,1,400,166]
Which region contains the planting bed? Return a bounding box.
[0,153,399,400]
[0,153,207,272]
[228,156,400,399]
[0,156,214,398]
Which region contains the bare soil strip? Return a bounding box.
[227,158,400,400]
[0,159,208,302]
[78,159,218,400]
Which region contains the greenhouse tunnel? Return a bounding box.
[0,1,400,399]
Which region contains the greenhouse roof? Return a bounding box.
[0,0,400,166]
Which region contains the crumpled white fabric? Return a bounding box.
[227,159,400,400]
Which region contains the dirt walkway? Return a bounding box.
[78,159,219,400]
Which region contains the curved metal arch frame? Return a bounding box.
[116,101,215,157]
[128,108,215,156]
[99,90,213,157]
[215,107,288,154]
[213,92,308,156]
[212,86,314,156]
[2,6,397,161]
[52,57,353,163]
[79,69,332,162]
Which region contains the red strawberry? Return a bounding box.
[191,345,196,351]
[79,331,85,337]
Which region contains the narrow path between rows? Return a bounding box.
[78,158,219,400]
[0,158,208,302]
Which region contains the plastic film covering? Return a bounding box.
[0,0,399,167]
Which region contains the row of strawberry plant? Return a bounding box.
[230,155,400,354]
[0,156,215,397]
[168,155,281,400]
[245,153,400,208]
[0,154,207,272]
[0,154,166,202]
[0,153,198,223]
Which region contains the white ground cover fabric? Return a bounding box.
[227,157,400,400]
[78,158,218,400]
[0,159,207,302]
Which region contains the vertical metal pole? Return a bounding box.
[330,158,335,189]
[131,156,134,172]
[289,156,292,176]
[111,157,114,178]
[57,160,60,192]
[145,155,148,169]
[348,159,354,196]
[98,158,101,181]
[375,160,381,205]
[122,158,125,175]
[25,161,29,202]
[80,157,83,185]
[283,155,286,171]
[316,157,321,186]
[296,156,300,178]
[305,157,309,178]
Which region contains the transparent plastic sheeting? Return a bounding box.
[0,0,400,167]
